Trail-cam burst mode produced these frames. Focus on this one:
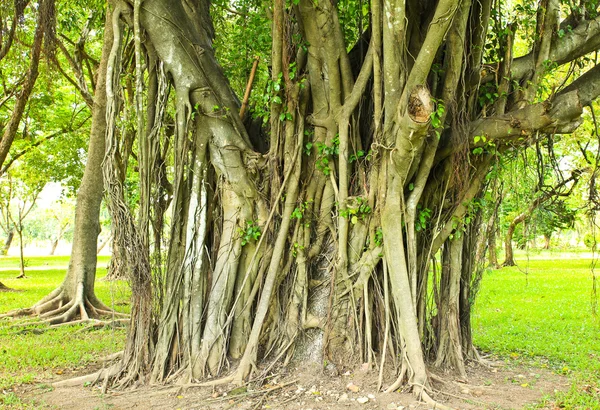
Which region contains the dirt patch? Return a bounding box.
[15,360,568,410]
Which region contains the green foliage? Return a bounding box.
[429,99,445,129]
[340,197,371,225]
[374,227,383,247]
[314,136,339,176]
[291,200,313,228]
[291,241,304,258]
[478,82,499,107]
[335,0,369,51]
[211,0,272,121]
[349,149,365,163]
[415,207,432,232]
[239,221,261,246]
[583,233,600,250]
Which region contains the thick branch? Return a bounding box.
[485,14,600,83]
[472,64,600,144]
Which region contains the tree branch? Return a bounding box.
[484,14,600,84]
[472,64,600,144]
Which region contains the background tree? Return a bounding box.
[24,199,75,255]
[1,2,124,325]
[0,0,56,169]
[0,172,43,278]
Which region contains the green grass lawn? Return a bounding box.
[473,258,600,409]
[0,255,111,270]
[1,255,599,409]
[0,255,129,408]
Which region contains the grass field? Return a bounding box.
[1,254,599,409]
[473,257,600,409]
[0,255,129,408]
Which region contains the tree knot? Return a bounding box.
[407,85,433,124]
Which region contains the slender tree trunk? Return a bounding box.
[96,235,111,254]
[49,240,59,256]
[16,227,25,279]
[543,233,551,249]
[435,236,467,378]
[503,221,518,267]
[488,231,499,267]
[2,229,14,255]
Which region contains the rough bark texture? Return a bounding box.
[59,0,600,403]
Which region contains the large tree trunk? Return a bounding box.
[56,0,600,402]
[2,8,119,324]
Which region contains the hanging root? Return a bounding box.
[0,283,128,325]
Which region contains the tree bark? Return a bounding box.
[3,7,118,324]
[49,0,600,401]
[2,229,14,255]
[16,226,25,279]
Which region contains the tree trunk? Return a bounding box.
[55,0,600,401]
[3,8,119,324]
[2,229,14,255]
[16,227,25,279]
[49,239,59,256]
[0,281,14,292]
[543,233,551,249]
[96,235,111,254]
[503,221,518,267]
[488,231,499,268]
[435,236,467,378]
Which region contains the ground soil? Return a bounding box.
[14,358,569,410]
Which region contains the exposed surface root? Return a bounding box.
[0,282,18,292]
[1,283,127,325]
[13,319,128,334]
[52,364,121,388]
[420,389,455,410]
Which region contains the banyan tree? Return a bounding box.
[52,0,600,406]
